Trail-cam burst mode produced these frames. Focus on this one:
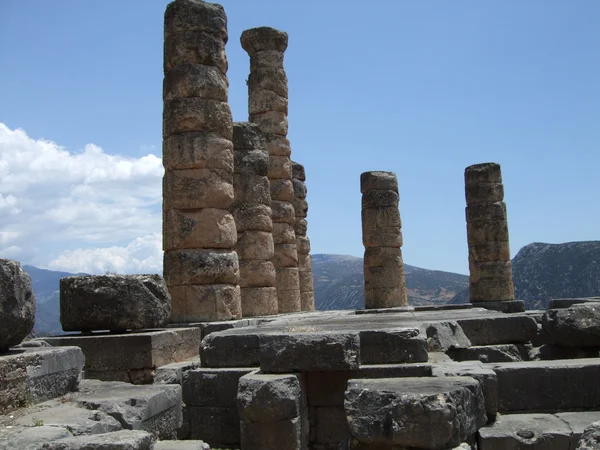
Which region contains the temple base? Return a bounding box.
[471,300,525,314]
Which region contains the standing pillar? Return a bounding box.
[465,163,523,313]
[232,122,278,316]
[292,162,315,311]
[241,27,301,313]
[162,0,241,322]
[361,172,408,309]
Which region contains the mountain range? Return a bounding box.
[20,240,600,336]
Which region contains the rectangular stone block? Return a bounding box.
[456,315,537,345]
[362,227,403,248]
[241,287,278,316]
[364,265,405,289]
[183,368,255,407]
[301,291,315,311]
[299,270,314,292]
[163,98,232,138]
[465,182,504,205]
[364,246,402,268]
[169,284,241,323]
[278,289,302,313]
[251,110,289,137]
[298,253,312,272]
[361,207,402,230]
[233,173,271,205]
[276,267,300,291]
[241,417,303,450]
[163,30,227,75]
[44,328,200,385]
[365,286,408,309]
[200,330,261,368]
[465,202,507,223]
[361,189,399,209]
[467,220,509,244]
[469,261,513,283]
[163,207,236,251]
[188,406,240,446]
[239,259,276,287]
[268,154,292,179]
[272,200,296,223]
[359,329,428,364]
[271,178,294,201]
[164,249,239,286]
[296,235,311,254]
[313,406,350,445]
[162,132,233,172]
[468,241,510,262]
[236,230,274,260]
[163,168,234,210]
[272,222,296,244]
[469,277,515,302]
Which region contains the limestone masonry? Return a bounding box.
[2,1,600,450]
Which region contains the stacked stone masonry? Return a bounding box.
[465,163,515,304]
[292,161,315,311]
[163,0,241,322]
[241,26,301,313]
[232,122,278,316]
[361,171,408,308]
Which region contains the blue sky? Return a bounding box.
[0,1,598,275]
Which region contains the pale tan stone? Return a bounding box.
[465,182,504,205]
[264,134,291,157]
[365,286,408,309]
[464,162,502,186]
[250,111,288,136]
[294,218,307,237]
[278,289,301,313]
[360,171,398,194]
[301,292,315,312]
[293,198,308,218]
[361,189,399,209]
[465,202,507,223]
[272,223,296,245]
[163,63,228,102]
[163,168,234,210]
[169,284,241,323]
[164,249,239,286]
[299,270,314,292]
[164,0,227,39]
[249,50,284,71]
[297,253,312,272]
[231,203,273,232]
[164,30,227,75]
[241,27,288,55]
[271,201,295,224]
[276,267,300,291]
[361,207,402,230]
[467,220,509,245]
[468,241,510,262]
[239,260,276,288]
[469,277,515,302]
[364,247,402,268]
[163,98,232,138]
[270,179,294,202]
[233,173,271,205]
[469,261,513,283]
[236,231,274,260]
[163,132,233,172]
[268,155,292,179]
[246,67,288,98]
[296,235,310,254]
[249,90,288,115]
[163,208,236,251]
[273,244,298,267]
[364,265,405,289]
[363,228,403,248]
[241,287,278,317]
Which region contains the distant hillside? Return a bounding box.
[312,254,469,310]
[449,241,600,309]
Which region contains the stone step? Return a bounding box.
[155,440,210,449]
[485,358,600,413]
[478,411,600,450]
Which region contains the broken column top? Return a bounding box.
[164,0,228,40]
[360,171,398,194]
[241,27,288,54]
[465,162,502,185]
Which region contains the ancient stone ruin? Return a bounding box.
[2,1,600,449]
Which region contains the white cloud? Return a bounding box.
[0,123,164,273]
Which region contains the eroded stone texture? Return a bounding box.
[232,122,277,316]
[163,0,240,322]
[0,259,35,351]
[542,303,600,347]
[242,26,301,313]
[60,274,170,332]
[360,172,407,309]
[465,163,516,307]
[578,421,600,450]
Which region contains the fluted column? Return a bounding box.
[292,161,315,311]
[361,171,408,309]
[465,162,523,313]
[241,27,301,313]
[162,0,241,322]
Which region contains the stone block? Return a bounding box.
[200,331,261,368]
[364,265,404,289]
[163,63,227,102]
[536,343,599,360]
[155,441,210,450]
[464,162,502,185]
[234,149,269,176]
[277,289,302,313]
[359,329,428,364]
[469,277,515,302]
[298,252,313,272]
[154,359,202,385]
[468,241,511,262]
[188,406,240,446]
[557,412,600,448]
[271,178,295,201]
[277,267,300,291]
[478,413,571,450]
[241,287,278,316]
[466,219,509,244]
[465,182,504,205]
[294,218,308,237]
[456,315,537,345]
[272,200,296,223]
[232,121,266,150]
[231,202,273,232]
[246,67,289,98]
[294,197,309,218]
[163,98,232,138]
[74,379,182,439]
[364,286,407,309]
[236,230,274,260]
[162,132,233,172]
[0,426,73,449]
[0,346,84,413]
[422,321,472,352]
[447,344,522,363]
[44,328,200,385]
[578,421,600,450]
[273,243,299,266]
[40,430,156,450]
[241,27,289,55]
[301,292,315,311]
[361,207,402,230]
[163,249,239,286]
[345,377,486,448]
[361,189,399,209]
[273,222,296,245]
[292,178,307,198]
[164,30,227,75]
[0,259,35,351]
[163,208,236,251]
[549,297,600,309]
[471,300,525,313]
[237,372,304,422]
[233,173,271,205]
[239,260,276,287]
[241,417,303,450]
[163,168,234,210]
[465,202,507,223]
[469,260,513,282]
[362,227,403,248]
[164,0,227,38]
[299,271,314,292]
[265,133,291,156]
[249,89,288,115]
[297,235,311,254]
[313,406,350,445]
[360,171,398,193]
[183,367,255,408]
[251,111,288,136]
[259,332,360,373]
[291,160,306,181]
[363,246,402,268]
[169,284,241,322]
[542,303,600,347]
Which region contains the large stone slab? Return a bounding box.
[557,411,600,448]
[578,421,600,449]
[478,413,572,450]
[549,297,600,309]
[44,328,200,384]
[188,406,240,446]
[0,259,35,351]
[51,430,155,450]
[456,315,537,345]
[542,303,600,347]
[183,367,255,407]
[447,344,523,363]
[345,377,486,449]
[259,332,360,373]
[200,330,261,367]
[73,379,182,439]
[488,358,600,412]
[0,346,84,413]
[60,274,170,332]
[154,359,201,385]
[155,441,210,450]
[0,426,72,450]
[358,328,428,364]
[421,321,472,352]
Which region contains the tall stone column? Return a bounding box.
[241,27,301,313]
[465,163,523,313]
[292,161,315,311]
[162,0,241,322]
[361,171,408,309]
[232,122,278,316]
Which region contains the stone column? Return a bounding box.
[232,122,278,316]
[241,27,301,313]
[465,162,523,313]
[361,171,408,309]
[292,161,315,311]
[162,0,241,322]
